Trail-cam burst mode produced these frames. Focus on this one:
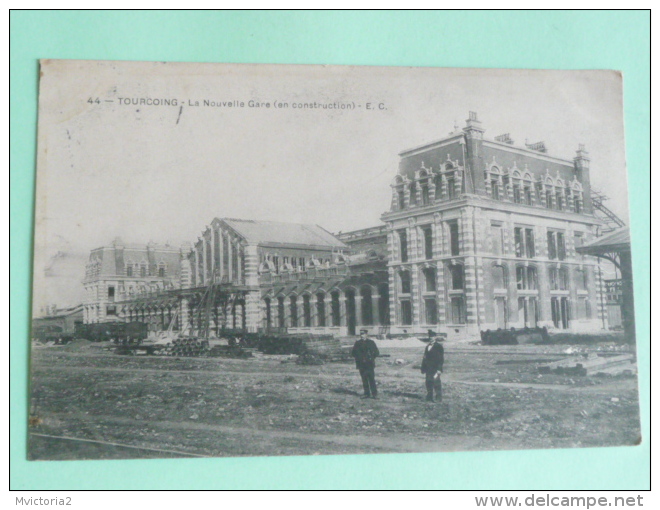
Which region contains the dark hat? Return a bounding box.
[359,329,369,334]
[427,330,437,337]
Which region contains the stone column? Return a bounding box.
[372,291,381,326]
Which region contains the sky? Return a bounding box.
[33,61,629,309]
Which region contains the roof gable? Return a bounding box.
[220,218,347,249]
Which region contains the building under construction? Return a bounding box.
[81,113,627,339]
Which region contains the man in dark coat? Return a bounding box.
[421,330,445,402]
[351,329,380,399]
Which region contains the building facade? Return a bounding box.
[83,113,606,338]
[382,112,603,339]
[82,238,186,324]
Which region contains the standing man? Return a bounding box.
[421,330,445,402]
[351,329,380,399]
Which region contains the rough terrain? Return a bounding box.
[28,339,641,460]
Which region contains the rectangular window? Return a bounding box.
[423,227,433,260]
[108,286,115,302]
[546,189,554,209]
[424,268,436,292]
[525,228,535,258]
[515,227,535,258]
[446,177,456,199]
[516,266,526,290]
[399,230,408,262]
[449,221,460,256]
[450,297,466,324]
[524,186,533,205]
[557,232,566,261]
[425,299,438,325]
[421,184,429,205]
[106,306,117,316]
[400,272,412,294]
[514,227,523,257]
[491,180,500,200]
[548,230,566,260]
[397,189,405,210]
[491,223,504,255]
[513,184,522,204]
[575,198,582,214]
[547,231,557,259]
[400,300,413,325]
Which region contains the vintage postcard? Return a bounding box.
[29,60,640,460]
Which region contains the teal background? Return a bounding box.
[10,11,650,490]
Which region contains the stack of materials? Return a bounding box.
[161,338,210,357]
[538,353,636,376]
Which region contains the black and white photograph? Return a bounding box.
[28,60,640,461]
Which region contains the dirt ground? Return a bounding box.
[27,339,641,460]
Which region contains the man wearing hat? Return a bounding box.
[421,330,445,402]
[351,329,380,399]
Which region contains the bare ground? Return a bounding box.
[27,341,641,460]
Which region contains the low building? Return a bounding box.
[82,238,186,324]
[32,304,84,339]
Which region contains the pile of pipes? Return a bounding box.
[157,338,210,357]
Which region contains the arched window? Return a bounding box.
[302,295,312,327]
[549,266,569,291]
[289,296,298,327]
[422,267,436,292]
[330,292,341,327]
[140,262,147,277]
[277,296,285,328]
[316,294,326,327]
[487,166,502,200]
[516,266,538,290]
[126,265,133,277]
[446,173,456,199]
